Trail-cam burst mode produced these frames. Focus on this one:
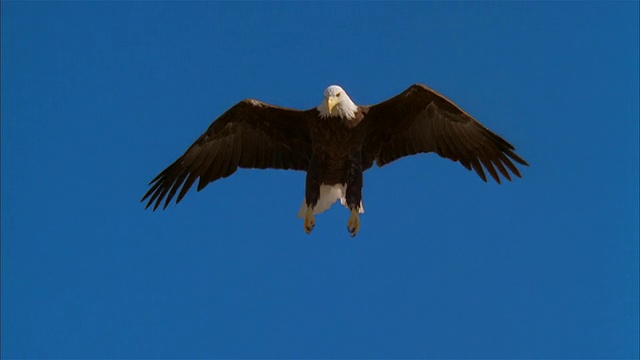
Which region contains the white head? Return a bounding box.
[317,85,358,119]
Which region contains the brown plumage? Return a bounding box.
[141,84,528,236]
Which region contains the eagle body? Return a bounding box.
[300,107,366,217]
[142,84,528,236]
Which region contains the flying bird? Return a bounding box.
[142,84,528,237]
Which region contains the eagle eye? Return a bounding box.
[336,93,341,97]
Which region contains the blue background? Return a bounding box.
[2,2,638,359]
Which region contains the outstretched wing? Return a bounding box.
[362,84,528,182]
[142,99,312,210]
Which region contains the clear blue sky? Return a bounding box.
[2,2,638,359]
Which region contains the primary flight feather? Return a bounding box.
[142,84,528,236]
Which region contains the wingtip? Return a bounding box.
[141,193,155,209]
[142,199,155,211]
[507,150,529,167]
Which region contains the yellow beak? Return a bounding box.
[327,96,337,115]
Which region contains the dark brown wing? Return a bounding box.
[362,84,528,183]
[141,99,312,210]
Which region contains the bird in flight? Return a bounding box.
[142,84,528,237]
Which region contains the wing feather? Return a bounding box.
[177,172,199,204]
[479,151,501,184]
[470,157,487,182]
[254,137,267,168]
[492,156,512,181]
[217,137,235,179]
[163,171,190,209]
[168,143,213,204]
[239,132,257,166]
[448,120,475,164]
[196,140,222,191]
[362,84,528,183]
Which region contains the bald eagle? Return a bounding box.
[142,84,528,236]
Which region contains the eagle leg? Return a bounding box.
[304,207,315,234]
[345,159,363,237]
[347,208,360,237]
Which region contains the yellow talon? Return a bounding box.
[304,207,315,234]
[347,208,360,237]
